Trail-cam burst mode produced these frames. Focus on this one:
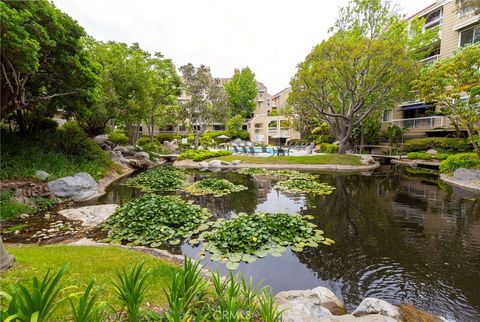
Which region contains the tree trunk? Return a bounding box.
[16,109,27,136]
[194,133,200,150]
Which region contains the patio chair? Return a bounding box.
[242,146,249,155]
[233,146,241,154]
[261,146,268,153]
[248,146,257,155]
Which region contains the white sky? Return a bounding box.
[52,0,434,94]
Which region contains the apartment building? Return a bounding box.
[382,0,479,138]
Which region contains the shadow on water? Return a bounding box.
[58,166,480,320]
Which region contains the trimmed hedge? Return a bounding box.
[178,149,232,161]
[316,143,339,154]
[401,137,472,153]
[109,131,129,145]
[155,133,179,143]
[407,152,432,160]
[439,153,480,173]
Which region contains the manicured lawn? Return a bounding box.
[0,245,181,319]
[210,154,363,166]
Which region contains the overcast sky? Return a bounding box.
[52,0,434,94]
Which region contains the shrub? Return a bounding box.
[155,133,176,143]
[316,143,339,154]
[406,152,433,160]
[140,142,171,156]
[109,131,129,145]
[37,118,59,132]
[439,153,480,173]
[178,149,232,161]
[137,136,155,146]
[0,192,33,220]
[401,137,472,153]
[433,153,449,160]
[235,130,250,140]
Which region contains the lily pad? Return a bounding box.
[226,261,240,270]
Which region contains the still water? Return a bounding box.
[97,166,480,321]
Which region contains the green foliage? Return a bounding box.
[68,280,106,322]
[0,192,33,220]
[178,149,232,161]
[198,213,334,270]
[185,178,248,197]
[0,131,112,180]
[434,153,450,160]
[123,166,185,192]
[106,195,212,246]
[0,266,68,322]
[155,133,177,143]
[407,152,433,160]
[224,67,258,118]
[238,168,272,176]
[1,0,99,135]
[113,261,149,322]
[108,131,130,145]
[401,137,473,153]
[439,153,480,173]
[239,168,316,180]
[55,122,102,159]
[274,180,335,195]
[226,115,244,138]
[163,257,282,321]
[316,143,339,154]
[213,154,363,166]
[384,124,407,147]
[137,136,154,146]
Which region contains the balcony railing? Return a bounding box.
[268,128,290,137]
[421,55,440,65]
[387,116,447,129]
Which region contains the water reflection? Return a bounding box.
[97,166,480,321]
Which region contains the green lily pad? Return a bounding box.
[169,239,180,245]
[226,261,240,270]
[254,249,269,258]
[228,253,243,263]
[242,254,257,263]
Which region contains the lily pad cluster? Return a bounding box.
[192,212,334,270]
[185,178,248,197]
[122,166,186,192]
[239,168,316,180]
[274,179,335,195]
[105,194,212,246]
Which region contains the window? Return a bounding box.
[424,8,442,29]
[383,110,393,122]
[460,25,480,47]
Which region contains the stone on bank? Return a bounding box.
[47,172,98,201]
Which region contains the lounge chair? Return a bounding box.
[248,146,257,155]
[261,146,268,153]
[233,146,241,154]
[242,146,249,155]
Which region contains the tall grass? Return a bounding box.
[68,280,106,322]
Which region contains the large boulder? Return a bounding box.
[231,160,242,165]
[47,172,98,201]
[113,146,129,154]
[198,161,209,168]
[35,170,50,180]
[93,134,110,148]
[425,149,438,155]
[360,155,376,165]
[275,286,347,321]
[135,152,150,160]
[453,168,480,182]
[127,158,151,169]
[58,204,118,227]
[208,160,230,167]
[351,298,399,320]
[0,237,15,271]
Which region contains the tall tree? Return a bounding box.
[179,64,228,149]
[224,67,257,118]
[0,0,99,135]
[413,44,480,157]
[144,54,181,141]
[289,0,437,153]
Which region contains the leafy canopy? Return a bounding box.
[224,67,258,118]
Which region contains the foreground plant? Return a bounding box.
[0,266,69,322]
[194,212,334,270]
[185,178,248,197]
[113,261,149,322]
[123,166,186,192]
[105,195,212,246]
[274,179,335,195]
[68,280,106,322]
[162,257,282,321]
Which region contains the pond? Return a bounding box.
[93,165,480,321]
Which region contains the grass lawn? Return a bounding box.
[210,154,363,166]
[0,245,181,319]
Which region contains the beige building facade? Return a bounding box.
[382,0,479,138]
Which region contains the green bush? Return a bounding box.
[0,192,33,220]
[433,153,449,160]
[140,142,171,156]
[316,143,339,154]
[137,136,155,146]
[236,130,250,140]
[406,152,433,160]
[401,137,472,153]
[439,153,480,173]
[178,149,232,161]
[109,131,129,145]
[155,133,176,143]
[37,118,59,132]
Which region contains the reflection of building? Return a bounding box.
[381,0,479,138]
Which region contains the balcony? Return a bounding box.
[268,127,290,137]
[387,116,448,129]
[421,54,440,65]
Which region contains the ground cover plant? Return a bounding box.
[194,212,334,270]
[439,153,480,174]
[274,180,335,195]
[211,154,363,165]
[105,195,212,246]
[122,166,186,192]
[0,245,181,320]
[401,137,473,153]
[239,168,316,180]
[406,152,449,161]
[178,149,232,161]
[0,192,58,221]
[185,178,247,197]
